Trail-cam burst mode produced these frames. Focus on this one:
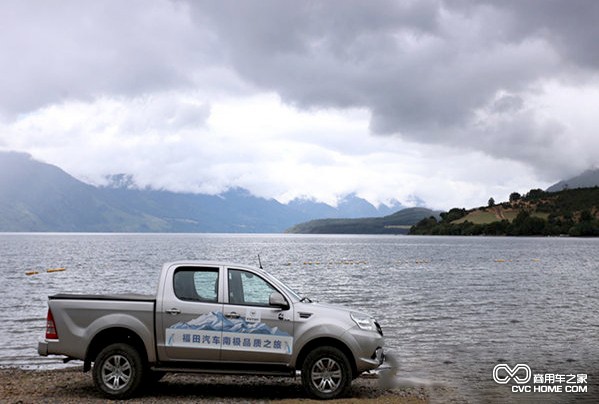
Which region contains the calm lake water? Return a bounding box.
[1,233,597,402]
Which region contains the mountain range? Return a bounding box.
[3,151,595,234]
[0,151,404,232]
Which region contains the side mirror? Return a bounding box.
[269,292,289,310]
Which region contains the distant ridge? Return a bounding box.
[547,168,599,192]
[0,151,402,232]
[285,207,440,234]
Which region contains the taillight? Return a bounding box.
[45,309,58,339]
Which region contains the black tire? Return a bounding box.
[301,346,352,399]
[92,343,145,399]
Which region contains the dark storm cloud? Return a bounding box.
[191,0,455,130]
[198,0,559,128]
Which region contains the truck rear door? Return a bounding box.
[157,265,224,361]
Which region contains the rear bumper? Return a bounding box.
[38,340,60,356]
[38,341,49,356]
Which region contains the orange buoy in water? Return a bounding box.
[47,268,66,273]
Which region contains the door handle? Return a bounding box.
[166,308,181,315]
[225,312,240,319]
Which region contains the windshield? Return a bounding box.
[254,267,302,301]
[278,280,303,301]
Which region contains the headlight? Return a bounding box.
[350,312,377,332]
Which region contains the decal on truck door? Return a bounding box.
[166,311,293,354]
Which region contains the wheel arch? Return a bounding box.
[84,327,148,372]
[295,337,358,378]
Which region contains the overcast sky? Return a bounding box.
[2,0,599,209]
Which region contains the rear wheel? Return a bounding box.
[92,343,145,399]
[301,346,352,399]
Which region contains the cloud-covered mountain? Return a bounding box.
[0,152,403,232]
[546,168,599,192]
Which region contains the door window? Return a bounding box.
[228,269,276,306]
[173,267,219,302]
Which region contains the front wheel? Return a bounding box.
[301,346,352,399]
[92,343,145,399]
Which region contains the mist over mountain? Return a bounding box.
[0,151,403,232]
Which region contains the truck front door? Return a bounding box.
[158,265,223,361]
[221,268,294,364]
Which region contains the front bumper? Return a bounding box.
[343,326,385,373]
[373,347,385,364]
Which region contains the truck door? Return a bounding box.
[221,268,294,364]
[158,266,223,361]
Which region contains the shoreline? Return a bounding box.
[0,366,434,403]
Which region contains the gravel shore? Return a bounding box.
[0,367,434,403]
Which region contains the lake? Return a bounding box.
[1,233,597,402]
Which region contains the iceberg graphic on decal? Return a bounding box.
[169,311,229,330]
[169,311,289,336]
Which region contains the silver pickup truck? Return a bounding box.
[39,261,384,399]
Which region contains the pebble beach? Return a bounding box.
[0,367,437,403]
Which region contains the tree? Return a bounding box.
[580,210,593,222]
[508,210,547,235]
[509,192,521,202]
[525,189,546,200]
[488,197,495,207]
[440,208,467,223]
[409,216,439,235]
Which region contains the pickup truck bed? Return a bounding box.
[49,293,155,302]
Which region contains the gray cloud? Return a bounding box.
[187,0,598,172]
[3,1,596,137]
[480,0,599,70]
[0,0,216,116]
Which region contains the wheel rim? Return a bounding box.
[310,357,343,394]
[101,354,132,391]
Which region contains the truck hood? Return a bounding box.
[294,300,372,319]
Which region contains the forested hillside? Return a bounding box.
[410,187,599,236]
